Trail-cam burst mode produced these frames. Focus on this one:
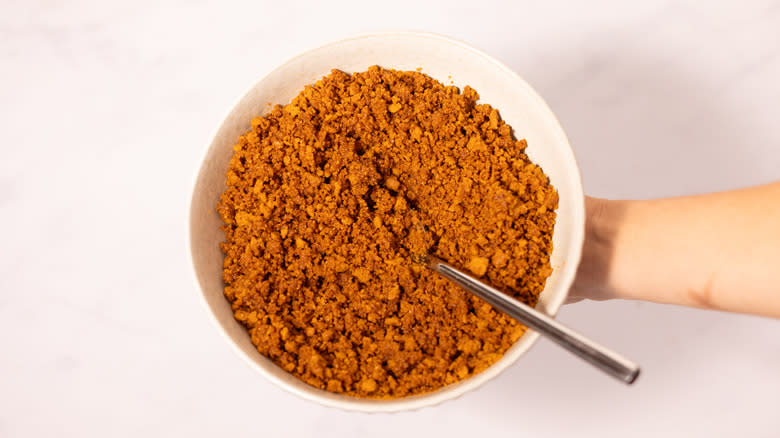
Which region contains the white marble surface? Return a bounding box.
[2,1,779,436]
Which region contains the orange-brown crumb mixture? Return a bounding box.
[217,67,558,398]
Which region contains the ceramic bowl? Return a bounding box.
[188,32,585,412]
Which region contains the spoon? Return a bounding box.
[423,255,640,384]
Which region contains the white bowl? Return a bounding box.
[188,32,585,412]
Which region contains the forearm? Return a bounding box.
[576,183,780,318]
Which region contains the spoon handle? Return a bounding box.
[427,256,640,384]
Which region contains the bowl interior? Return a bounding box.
[189,32,584,412]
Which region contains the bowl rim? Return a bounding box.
[186,30,585,412]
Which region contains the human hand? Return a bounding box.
[564,185,780,318]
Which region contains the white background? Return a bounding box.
[2,1,779,437]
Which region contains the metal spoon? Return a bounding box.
[424,255,640,384]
